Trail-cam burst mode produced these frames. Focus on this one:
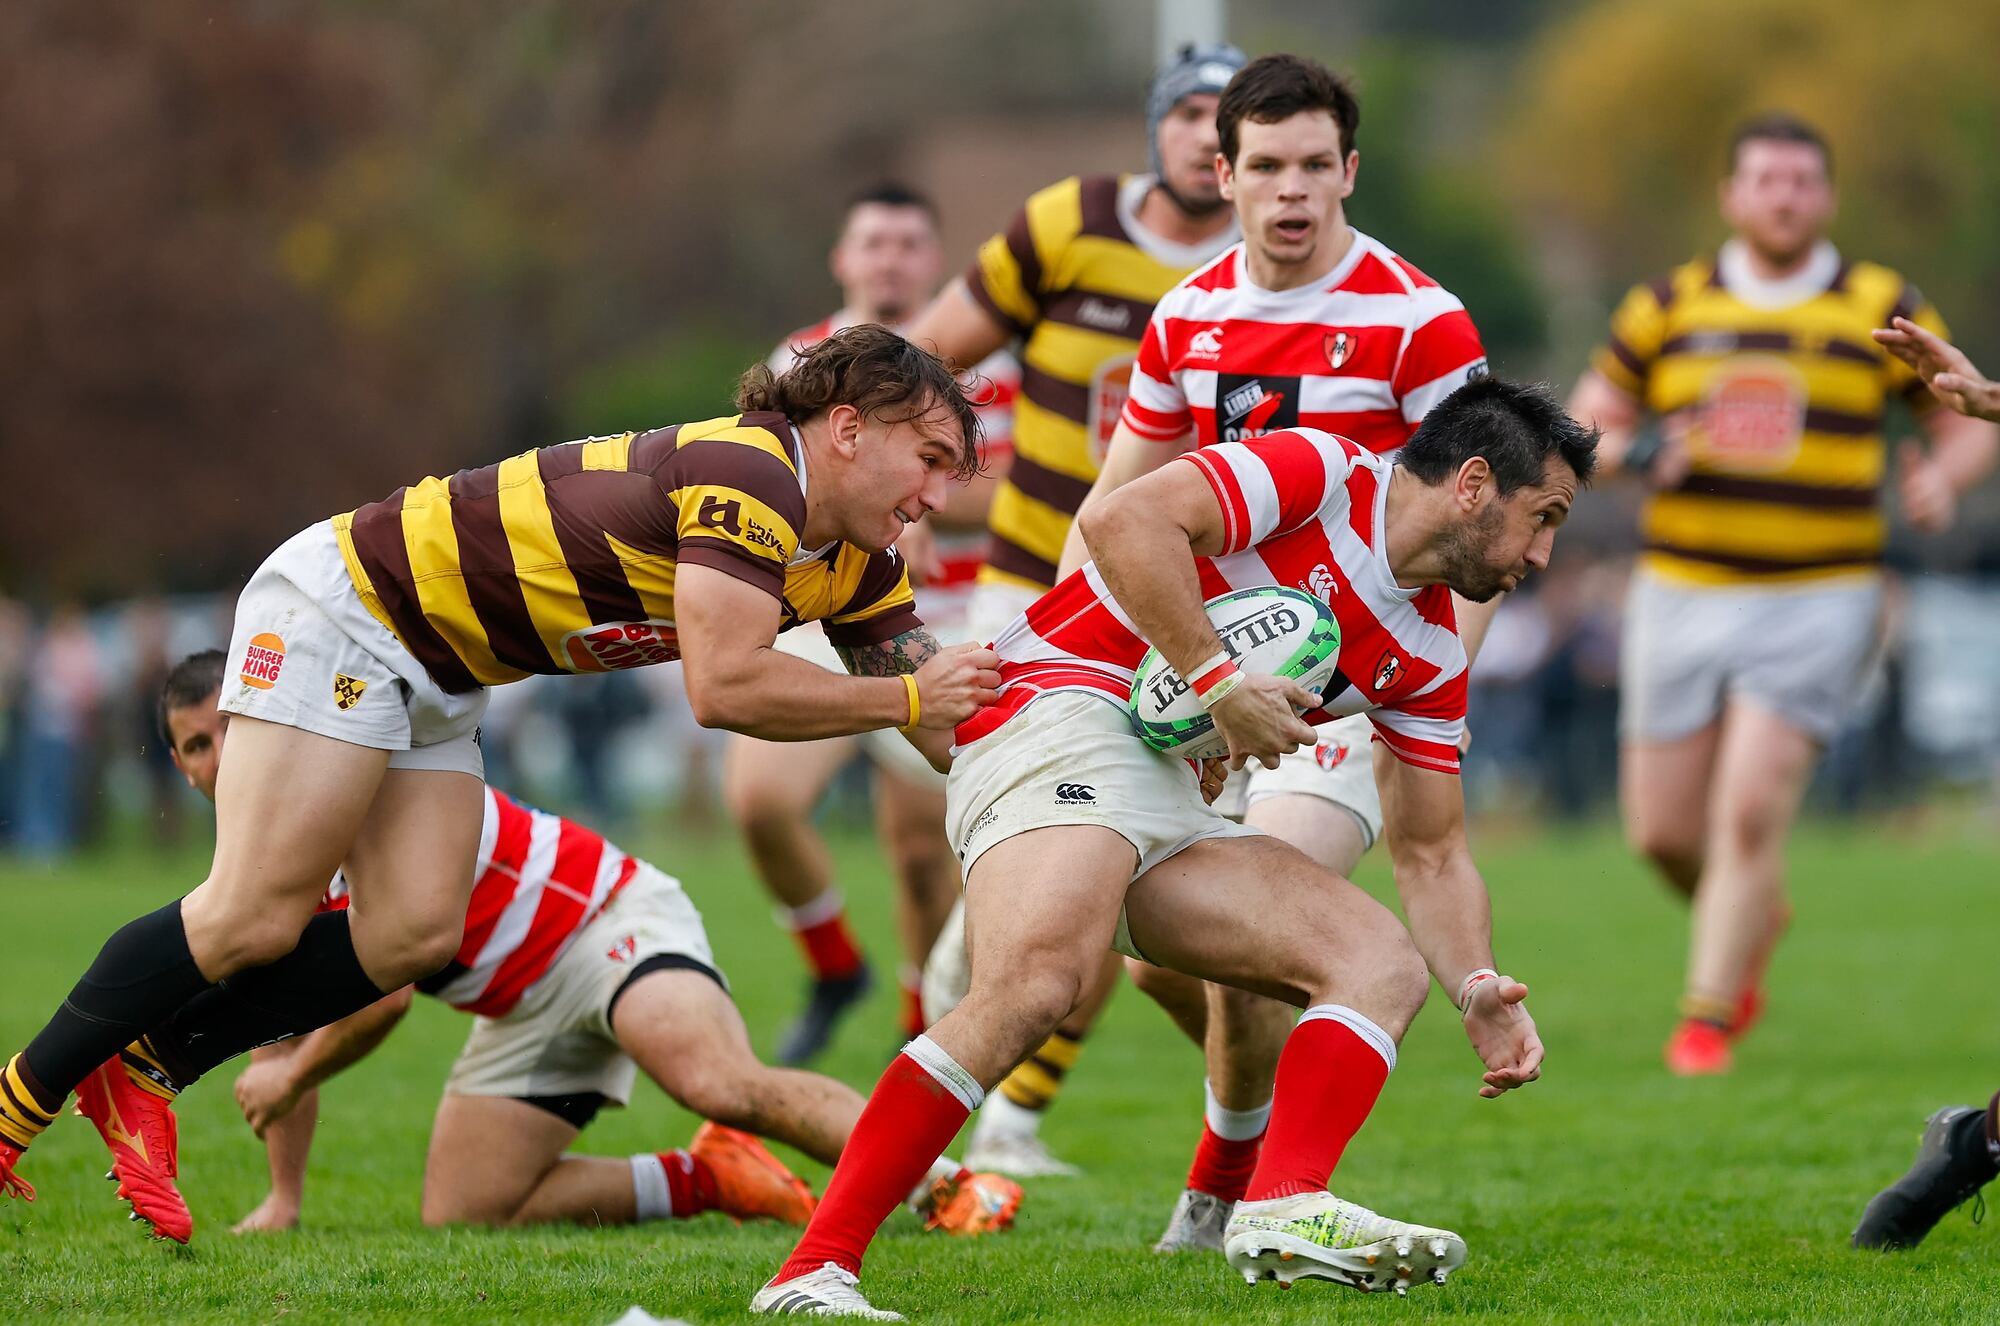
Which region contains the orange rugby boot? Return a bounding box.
[688,1122,817,1225]
[73,1058,191,1243]
[1728,986,1767,1041]
[0,1140,34,1202]
[922,1169,1023,1236]
[1664,1019,1733,1077]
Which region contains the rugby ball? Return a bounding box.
[1128,586,1341,760]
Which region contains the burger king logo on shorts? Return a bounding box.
[240,632,286,690]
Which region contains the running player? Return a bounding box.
[729,184,1019,1064]
[0,327,1001,1213]
[1849,317,1999,1251]
[1064,52,1490,1251]
[905,40,1246,1176]
[750,377,1590,1318]
[120,652,1019,1239]
[1566,114,2000,1076]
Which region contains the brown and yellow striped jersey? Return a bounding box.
[1592,250,1945,586]
[965,174,1237,592]
[332,412,917,693]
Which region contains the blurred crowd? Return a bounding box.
[4,563,1994,861]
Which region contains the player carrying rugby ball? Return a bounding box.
[751,375,1597,1319]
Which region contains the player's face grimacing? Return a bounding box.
[826,397,966,552]
[832,202,944,325]
[1720,139,1834,268]
[1219,110,1356,274]
[166,690,228,803]
[1155,92,1226,215]
[1440,459,1580,603]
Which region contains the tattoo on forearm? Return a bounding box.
[836,627,942,677]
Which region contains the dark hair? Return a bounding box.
[1216,53,1360,164]
[844,181,939,228]
[1400,377,1599,495]
[157,648,226,750]
[735,323,984,478]
[1727,112,1832,179]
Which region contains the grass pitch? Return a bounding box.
[3,814,1997,1324]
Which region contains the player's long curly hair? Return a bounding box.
[736,324,986,479]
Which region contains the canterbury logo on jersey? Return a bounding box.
[1187,326,1225,359]
[1054,783,1096,804]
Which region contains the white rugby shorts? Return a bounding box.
[220,522,487,777]
[444,865,722,1105]
[1210,711,1383,849]
[1620,569,1883,744]
[944,690,1262,962]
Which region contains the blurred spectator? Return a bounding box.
[11,603,104,859]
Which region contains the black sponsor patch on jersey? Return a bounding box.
[1216,373,1300,443]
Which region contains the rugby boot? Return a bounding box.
[918,1169,1022,1236]
[1225,1191,1466,1295]
[751,1263,903,1319]
[1728,986,1767,1041]
[1153,1187,1233,1253]
[777,964,873,1066]
[1664,1018,1732,1076]
[963,1128,1081,1178]
[1853,1104,2000,1250]
[0,1140,33,1201]
[689,1122,817,1225]
[73,1058,192,1243]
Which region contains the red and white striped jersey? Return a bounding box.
[321,787,640,1018]
[955,430,1467,774]
[770,310,1020,613]
[1121,232,1486,454]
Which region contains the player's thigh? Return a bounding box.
[609,968,761,1113]
[1620,724,1720,853]
[1242,716,1378,875]
[1707,700,1820,849]
[1121,833,1422,1026]
[872,762,950,860]
[340,767,486,980]
[723,732,854,821]
[961,825,1134,1007]
[184,716,390,971]
[423,1093,580,1225]
[1244,793,1370,877]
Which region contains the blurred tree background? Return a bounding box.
[3,0,1994,599]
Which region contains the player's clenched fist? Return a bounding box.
[912,643,1001,728]
[1210,675,1319,771]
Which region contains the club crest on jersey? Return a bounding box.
[1314,740,1351,772]
[606,935,637,963]
[563,620,681,672]
[1086,354,1136,466]
[1373,650,1404,692]
[1325,331,1353,370]
[240,632,286,691]
[332,673,368,711]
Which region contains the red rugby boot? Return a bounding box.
[73,1059,191,1243]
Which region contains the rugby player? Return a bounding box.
[1567,115,2000,1076]
[904,40,1245,1177]
[111,652,1018,1239]
[730,184,1019,1064]
[750,378,1594,1318]
[1062,52,1492,1252]
[1850,318,1999,1250]
[0,327,1002,1218]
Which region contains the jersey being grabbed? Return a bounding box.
[1122,232,1486,453]
[956,430,1466,774]
[331,412,917,692]
[321,787,656,1019]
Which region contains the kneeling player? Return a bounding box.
[750,379,1592,1317]
[102,652,1019,1240]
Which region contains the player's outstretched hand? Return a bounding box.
[1874,317,2000,423]
[1462,975,1543,1099]
[913,643,1001,728]
[1210,675,1318,771]
[234,1057,306,1137]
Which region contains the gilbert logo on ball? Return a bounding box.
[240,632,286,690]
[1128,587,1340,761]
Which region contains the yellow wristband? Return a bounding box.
[900,673,921,730]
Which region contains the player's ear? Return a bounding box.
[1217,151,1235,202]
[826,403,863,458]
[1454,456,1493,511]
[1341,150,1359,198]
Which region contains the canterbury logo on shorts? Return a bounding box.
[1054,783,1096,804]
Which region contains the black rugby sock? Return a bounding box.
[21,900,212,1103]
[140,908,390,1088]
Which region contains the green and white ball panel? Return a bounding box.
[1127,586,1341,760]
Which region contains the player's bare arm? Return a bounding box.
[1056,418,1195,579]
[1079,461,1317,770]
[1875,316,2000,423]
[676,564,997,740]
[1900,401,2000,534]
[905,278,1012,374]
[835,626,999,772]
[232,987,415,1136]
[1373,742,1542,1098]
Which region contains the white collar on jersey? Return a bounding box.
[1117,174,1241,269]
[1369,458,1420,602]
[785,422,839,566]
[1229,225,1376,300]
[1716,238,1841,311]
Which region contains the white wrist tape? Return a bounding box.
[1456,968,1500,1016]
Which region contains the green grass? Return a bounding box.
[3,815,1998,1323]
